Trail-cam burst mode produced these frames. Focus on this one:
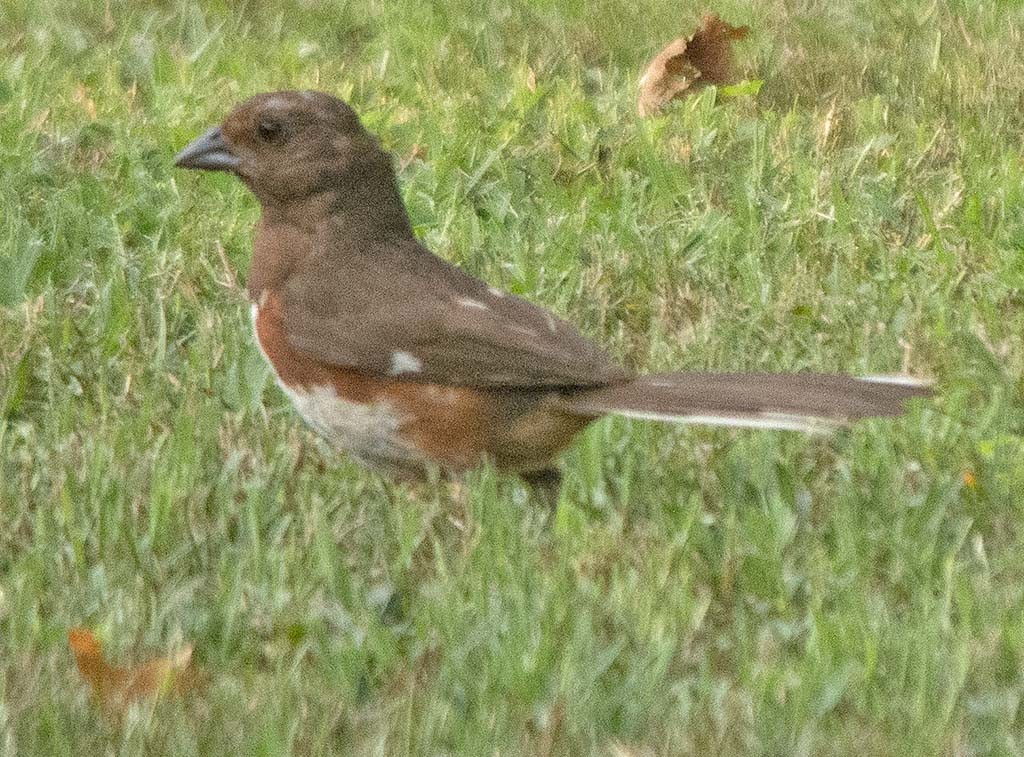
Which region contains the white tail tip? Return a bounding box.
[858,374,934,388]
[610,410,843,434]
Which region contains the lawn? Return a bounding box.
[2,0,1023,753]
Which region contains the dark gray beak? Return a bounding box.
[174,126,240,171]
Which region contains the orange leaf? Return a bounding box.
[67,628,102,658]
[68,628,198,715]
[637,13,749,117]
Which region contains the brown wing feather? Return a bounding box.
[281,234,626,388]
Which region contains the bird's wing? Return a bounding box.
[280,237,627,388]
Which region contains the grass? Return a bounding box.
[2,0,1023,753]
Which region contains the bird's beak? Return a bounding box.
[174,126,240,172]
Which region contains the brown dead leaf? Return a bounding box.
[525,65,538,93]
[68,628,198,716]
[637,13,749,117]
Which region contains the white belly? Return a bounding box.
[281,382,424,472]
[251,305,428,476]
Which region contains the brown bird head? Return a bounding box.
[175,90,396,213]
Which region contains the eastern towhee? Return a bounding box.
[175,90,930,493]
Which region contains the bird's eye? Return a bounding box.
[257,119,284,143]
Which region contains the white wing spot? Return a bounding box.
[389,351,422,375]
[458,297,489,311]
[425,385,461,402]
[487,287,506,298]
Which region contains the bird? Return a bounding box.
[174,90,931,496]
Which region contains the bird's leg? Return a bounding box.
[520,467,564,512]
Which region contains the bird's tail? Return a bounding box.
[557,372,932,432]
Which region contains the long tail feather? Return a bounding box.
[558,373,932,433]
